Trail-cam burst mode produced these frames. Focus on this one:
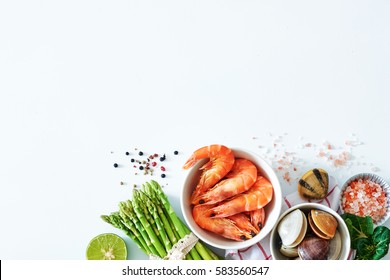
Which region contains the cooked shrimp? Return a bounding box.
[247,208,266,232]
[193,158,257,205]
[183,145,235,204]
[227,213,258,236]
[193,204,253,241]
[211,176,273,218]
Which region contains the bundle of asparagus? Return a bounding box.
[101,180,221,260]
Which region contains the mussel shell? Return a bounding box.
[298,236,330,260]
[298,168,329,200]
[309,209,338,239]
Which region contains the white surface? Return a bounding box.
[0,0,389,260]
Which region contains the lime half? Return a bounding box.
[86,233,127,260]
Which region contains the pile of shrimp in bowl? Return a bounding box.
[180,144,283,250]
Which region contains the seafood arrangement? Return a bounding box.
[183,144,274,241]
[271,168,390,260]
[181,146,388,259]
[277,208,342,260]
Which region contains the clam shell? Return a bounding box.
[298,168,329,200]
[328,230,342,260]
[280,244,299,258]
[308,212,329,239]
[277,209,307,247]
[287,211,307,248]
[298,236,330,260]
[309,209,338,239]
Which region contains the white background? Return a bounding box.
[1,0,389,260]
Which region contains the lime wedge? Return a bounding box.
[86,233,127,260]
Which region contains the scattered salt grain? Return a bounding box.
[251,133,381,186]
[345,140,364,147]
[322,141,333,150]
[317,150,326,158]
[371,166,380,172]
[283,172,291,183]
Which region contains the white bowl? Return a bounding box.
[180,147,282,250]
[270,203,351,260]
[340,173,390,226]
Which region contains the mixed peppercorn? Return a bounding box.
[112,149,179,185]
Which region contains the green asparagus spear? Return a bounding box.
[101,213,147,254]
[119,200,160,257]
[132,190,167,258]
[140,191,172,252]
[145,181,195,260]
[118,204,150,255]
[179,219,221,260]
[133,191,164,246]
[149,180,208,260]
[143,182,179,245]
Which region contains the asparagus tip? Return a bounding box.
[100,215,111,224]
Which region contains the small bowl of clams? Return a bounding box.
[270,203,351,260]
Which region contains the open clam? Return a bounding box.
[280,244,299,258]
[277,209,307,248]
[298,168,329,200]
[308,209,338,239]
[328,230,342,260]
[298,236,330,260]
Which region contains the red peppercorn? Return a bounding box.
[161,166,166,171]
[151,162,157,167]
